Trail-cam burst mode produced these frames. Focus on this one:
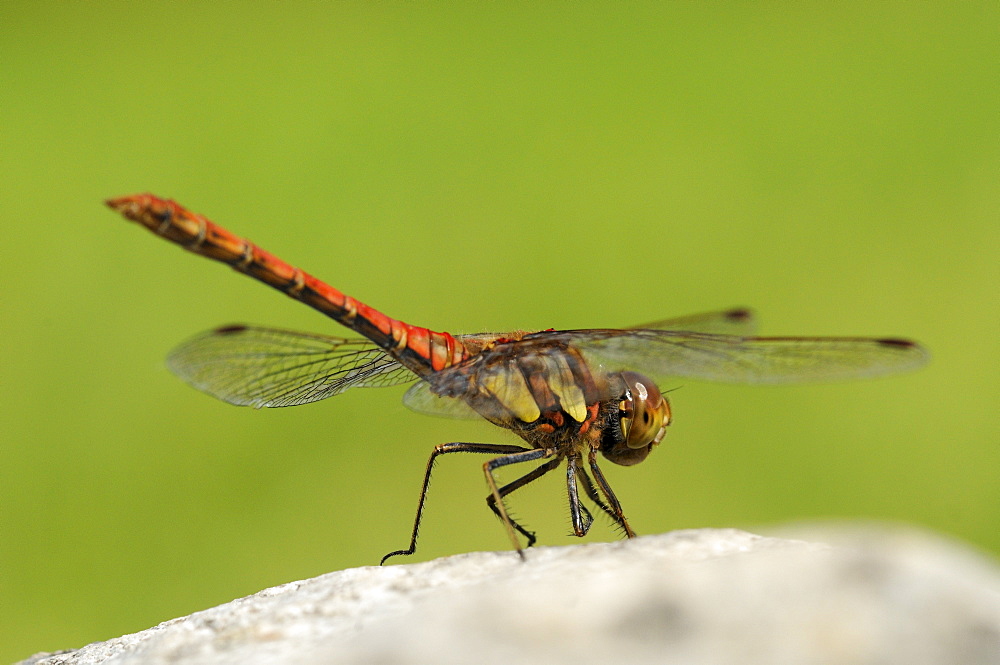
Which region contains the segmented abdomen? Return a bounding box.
[106,193,467,376]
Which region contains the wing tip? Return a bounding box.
[877,337,930,368]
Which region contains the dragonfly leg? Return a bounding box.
[566,455,594,537]
[586,447,637,538]
[380,442,531,566]
[483,447,558,560]
[486,457,562,548]
[577,466,624,533]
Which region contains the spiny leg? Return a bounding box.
[576,501,596,537]
[566,455,594,537]
[577,465,626,533]
[486,457,562,547]
[587,447,637,538]
[380,442,531,565]
[484,447,557,559]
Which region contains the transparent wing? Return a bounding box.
[519,329,929,385]
[401,382,482,419]
[628,307,757,335]
[166,325,417,408]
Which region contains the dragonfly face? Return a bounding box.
[108,194,929,564]
[601,371,672,467]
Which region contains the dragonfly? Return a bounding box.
[106,194,929,564]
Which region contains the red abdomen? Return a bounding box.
[106,194,468,376]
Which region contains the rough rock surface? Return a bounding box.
[20,526,1000,665]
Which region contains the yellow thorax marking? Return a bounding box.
[479,362,541,424]
[544,354,588,422]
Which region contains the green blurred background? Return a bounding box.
[2,2,997,661]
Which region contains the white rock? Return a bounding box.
[20,526,1000,665]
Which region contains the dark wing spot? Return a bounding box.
[877,338,917,348]
[725,308,753,321]
[215,325,248,335]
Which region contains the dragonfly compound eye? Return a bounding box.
[619,371,671,450]
[599,371,671,467]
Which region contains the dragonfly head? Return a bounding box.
[601,371,672,466]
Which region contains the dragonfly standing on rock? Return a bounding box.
[107,194,929,563]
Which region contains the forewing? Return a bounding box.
[526,329,929,385]
[166,325,417,408]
